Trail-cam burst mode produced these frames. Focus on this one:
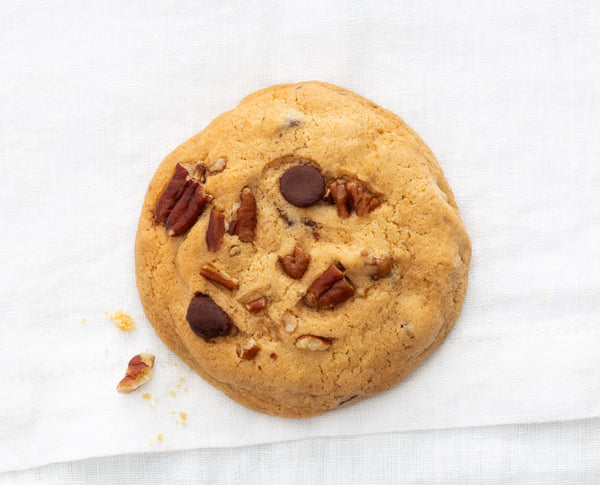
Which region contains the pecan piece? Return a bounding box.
[304,264,355,309]
[206,210,226,252]
[326,181,351,217]
[369,256,393,280]
[228,188,257,242]
[154,163,211,236]
[326,180,380,217]
[295,335,331,351]
[279,246,310,279]
[282,311,298,332]
[245,297,266,313]
[117,353,155,394]
[238,338,260,359]
[346,181,381,216]
[199,264,238,290]
[208,157,227,173]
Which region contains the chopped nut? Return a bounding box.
[304,265,355,309]
[326,180,380,217]
[238,338,260,359]
[228,188,257,242]
[295,335,331,351]
[166,183,212,236]
[199,264,238,290]
[154,163,192,222]
[154,163,211,236]
[367,255,393,280]
[326,180,351,217]
[279,246,310,279]
[229,246,241,256]
[282,311,298,333]
[117,353,155,394]
[208,158,227,173]
[245,297,266,313]
[346,181,381,216]
[206,210,226,252]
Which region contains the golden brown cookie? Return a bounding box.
[135,81,471,418]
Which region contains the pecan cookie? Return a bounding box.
[135,82,471,418]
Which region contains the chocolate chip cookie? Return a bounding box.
[135,81,471,418]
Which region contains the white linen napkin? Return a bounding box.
[1,0,599,473]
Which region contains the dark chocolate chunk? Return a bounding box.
[186,293,233,339]
[280,165,325,207]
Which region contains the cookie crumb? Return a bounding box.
[184,387,188,392]
[169,390,176,397]
[80,318,86,324]
[105,349,109,354]
[108,310,136,331]
[157,434,163,443]
[142,393,151,400]
[179,412,187,426]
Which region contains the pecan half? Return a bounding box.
[279,246,310,279]
[228,188,257,242]
[245,297,266,313]
[326,180,380,217]
[154,163,211,236]
[206,210,226,252]
[304,264,355,309]
[295,335,331,351]
[154,163,191,222]
[117,353,155,394]
[238,338,260,359]
[199,264,238,290]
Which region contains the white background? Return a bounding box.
[1,1,599,483]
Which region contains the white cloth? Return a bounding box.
[1,0,599,474]
[1,418,599,484]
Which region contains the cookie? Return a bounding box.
[135,81,471,418]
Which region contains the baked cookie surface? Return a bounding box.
[135,81,471,418]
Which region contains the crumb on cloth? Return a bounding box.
[108,310,136,331]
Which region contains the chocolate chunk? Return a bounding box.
[186,293,233,339]
[280,165,325,207]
